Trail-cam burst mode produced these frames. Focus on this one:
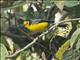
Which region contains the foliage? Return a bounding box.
[0,0,80,60]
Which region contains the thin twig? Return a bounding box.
[6,18,80,58]
[49,35,56,52]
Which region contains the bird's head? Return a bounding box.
[23,20,29,26]
[16,19,30,25]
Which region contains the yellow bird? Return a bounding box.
[24,21,48,32]
[16,19,67,32]
[16,19,54,32]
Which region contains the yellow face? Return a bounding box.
[23,21,29,26]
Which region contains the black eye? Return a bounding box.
[26,22,28,24]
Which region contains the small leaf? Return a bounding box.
[0,43,8,60]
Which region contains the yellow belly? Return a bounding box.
[25,22,49,32]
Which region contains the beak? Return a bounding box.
[23,21,29,25]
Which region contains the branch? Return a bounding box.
[6,18,80,58]
[1,31,47,50]
[1,31,27,39]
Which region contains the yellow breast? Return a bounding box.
[24,22,49,32]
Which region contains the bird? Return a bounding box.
[16,19,68,32]
[16,19,54,32]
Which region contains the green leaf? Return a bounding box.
[0,43,8,60]
[64,1,80,7]
[62,28,80,60]
[62,49,80,60]
[76,39,80,50]
[70,28,80,48]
